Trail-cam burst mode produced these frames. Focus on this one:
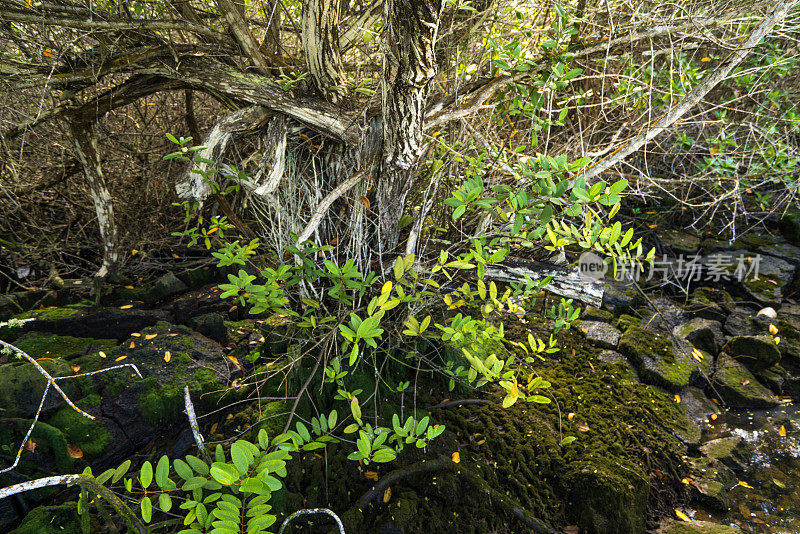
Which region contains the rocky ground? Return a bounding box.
[4,217,800,533]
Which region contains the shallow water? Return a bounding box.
[690,404,800,533]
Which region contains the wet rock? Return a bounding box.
[598,350,625,364]
[0,357,84,418]
[656,519,739,533]
[601,280,644,315]
[699,436,754,471]
[8,502,82,534]
[659,229,702,255]
[687,287,733,323]
[779,208,800,246]
[579,320,621,349]
[673,318,725,355]
[723,309,759,337]
[6,306,172,342]
[0,294,20,321]
[672,407,703,447]
[712,353,779,408]
[758,241,800,266]
[172,285,234,324]
[145,272,189,304]
[678,386,721,423]
[189,312,228,344]
[738,253,795,306]
[565,457,649,534]
[724,335,781,372]
[177,265,218,290]
[688,456,737,510]
[756,365,785,394]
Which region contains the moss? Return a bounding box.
[661,521,740,533]
[616,314,642,332]
[583,307,614,323]
[138,366,226,426]
[13,332,116,360]
[0,359,82,418]
[9,502,83,534]
[47,406,111,459]
[732,233,775,250]
[15,306,79,321]
[26,421,73,472]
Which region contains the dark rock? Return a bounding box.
[779,208,800,246]
[0,294,20,321]
[658,229,702,255]
[172,285,233,324]
[145,273,189,304]
[619,326,711,392]
[7,306,172,342]
[656,520,739,533]
[678,386,721,423]
[688,456,737,511]
[723,309,759,337]
[583,306,614,322]
[686,287,733,323]
[579,320,621,349]
[178,265,219,290]
[756,365,786,394]
[189,313,228,344]
[598,350,625,364]
[712,353,779,408]
[565,457,649,534]
[724,335,781,372]
[673,318,725,355]
[699,436,754,471]
[601,280,644,315]
[758,242,800,267]
[737,253,795,306]
[8,502,82,534]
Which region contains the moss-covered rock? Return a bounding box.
[619,326,709,392]
[46,402,112,459]
[712,353,779,408]
[688,456,737,510]
[583,307,614,323]
[144,272,188,304]
[0,359,82,418]
[779,208,800,246]
[565,456,649,533]
[687,288,733,323]
[8,502,83,534]
[673,319,724,355]
[699,436,754,471]
[725,335,781,372]
[734,254,795,306]
[657,519,740,534]
[12,331,117,360]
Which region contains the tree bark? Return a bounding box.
[378,0,445,250]
[218,0,271,75]
[302,0,345,102]
[65,118,121,285]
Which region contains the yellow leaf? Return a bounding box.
[24,439,36,453]
[360,196,371,209]
[383,487,392,503]
[210,422,218,434]
[70,363,81,374]
[738,480,753,489]
[381,281,393,294]
[43,48,52,58]
[164,351,171,363]
[124,285,134,289]
[567,412,576,421]
[710,413,718,420]
[145,334,157,340]
[691,348,704,362]
[681,477,695,487]
[120,304,133,309]
[98,351,107,359]
[131,249,138,256]
[700,56,712,62]
[67,444,83,459]
[365,471,379,481]
[769,324,779,335]
[674,394,681,403]
[227,355,242,371]
[451,452,461,463]
[779,425,787,437]
[129,342,136,349]
[675,509,691,522]
[577,424,590,432]
[115,355,127,362]
[775,336,781,345]
[131,333,141,337]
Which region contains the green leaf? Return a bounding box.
[174,459,193,481]
[140,461,153,489]
[210,463,239,486]
[112,460,131,483]
[140,496,153,523]
[559,436,577,446]
[159,493,173,512]
[182,476,208,491]
[155,456,170,488]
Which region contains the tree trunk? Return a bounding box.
[65,118,121,285]
[378,0,445,251]
[302,0,345,102]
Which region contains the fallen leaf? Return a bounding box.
[681,477,695,487]
[773,478,786,488]
[700,56,712,62]
[674,509,691,522]
[129,342,136,349]
[131,333,141,337]
[120,304,133,309]
[674,394,681,403]
[779,425,787,437]
[70,363,81,374]
[67,444,83,459]
[23,439,36,453]
[115,355,127,362]
[577,424,590,432]
[172,254,180,259]
[738,480,754,489]
[145,334,157,340]
[710,413,718,420]
[164,351,171,363]
[227,355,242,371]
[778,396,793,403]
[451,452,461,463]
[567,412,576,421]
[131,249,138,256]
[226,413,233,420]
[210,422,218,434]
[124,285,134,289]
[769,324,779,335]
[365,471,379,481]
[741,379,750,386]
[360,196,371,209]
[775,336,781,345]
[98,351,106,359]
[691,348,704,362]
[709,145,720,156]
[383,487,391,503]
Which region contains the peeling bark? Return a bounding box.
[246,115,288,196]
[65,118,121,284]
[218,0,271,75]
[302,0,345,102]
[378,0,445,250]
